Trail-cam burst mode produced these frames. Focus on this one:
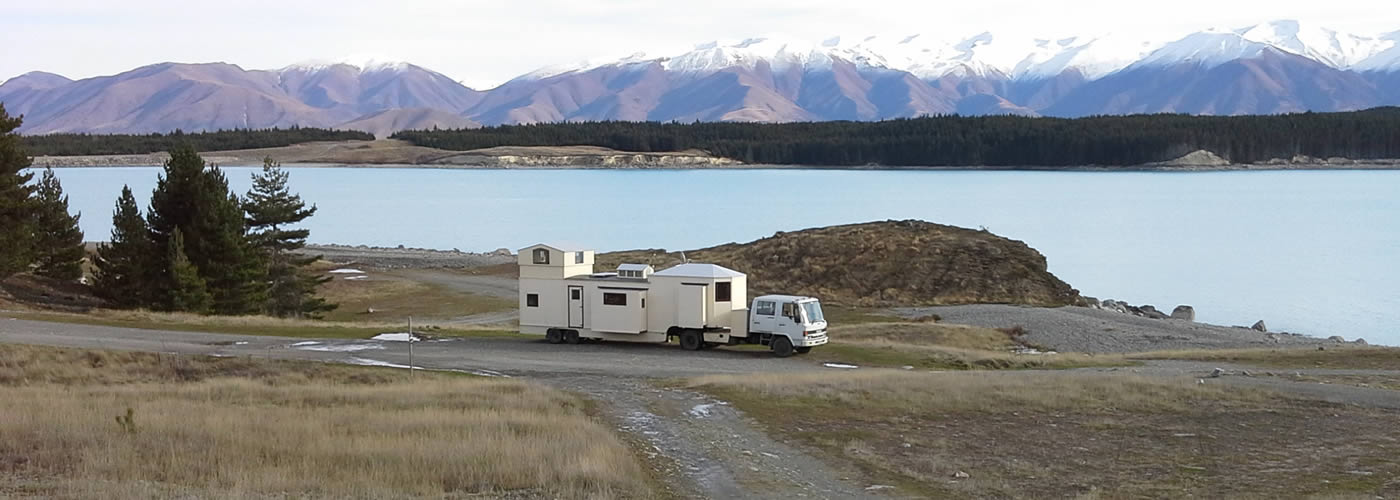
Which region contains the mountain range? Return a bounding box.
[2,20,1398,136]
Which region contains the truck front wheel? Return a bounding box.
[795,346,812,354]
[772,337,795,357]
[679,330,702,351]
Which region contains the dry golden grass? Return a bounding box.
[690,370,1268,413]
[689,370,1400,498]
[817,321,1126,370]
[0,344,653,499]
[1130,346,1400,370]
[317,271,515,323]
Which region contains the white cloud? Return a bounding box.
[2,0,1394,89]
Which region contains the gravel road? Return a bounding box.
[895,304,1336,353]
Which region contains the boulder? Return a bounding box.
[1354,338,1368,346]
[1250,320,1268,332]
[1139,305,1169,320]
[1171,305,1196,321]
[1328,335,1347,343]
[491,247,513,257]
[1264,332,1280,343]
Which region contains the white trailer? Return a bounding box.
[517,244,828,356]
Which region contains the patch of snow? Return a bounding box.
[371,332,423,342]
[328,269,365,274]
[290,341,320,347]
[823,362,860,369]
[234,341,248,345]
[343,275,368,281]
[1130,31,1278,70]
[295,343,384,352]
[346,357,421,370]
[688,403,717,418]
[866,484,896,491]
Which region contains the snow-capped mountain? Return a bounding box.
[3,20,1398,134]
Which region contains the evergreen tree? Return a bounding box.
[244,157,335,318]
[165,228,212,313]
[147,145,262,315]
[31,168,86,280]
[92,186,153,307]
[0,104,35,278]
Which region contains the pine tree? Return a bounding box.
[244,157,335,318]
[147,145,262,315]
[166,228,212,313]
[0,104,36,279]
[31,168,86,280]
[93,186,153,307]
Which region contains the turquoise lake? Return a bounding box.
[44,166,1400,345]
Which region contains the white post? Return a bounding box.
[408,316,414,379]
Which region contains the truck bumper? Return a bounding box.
[796,333,828,347]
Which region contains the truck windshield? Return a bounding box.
[801,301,825,324]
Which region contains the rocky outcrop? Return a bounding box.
[1171,305,1196,321]
[1251,320,1268,332]
[598,220,1080,307]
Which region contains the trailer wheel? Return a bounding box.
[545,329,563,344]
[565,330,581,345]
[795,347,812,354]
[679,330,703,351]
[772,337,795,358]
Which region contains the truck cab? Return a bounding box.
[748,294,828,356]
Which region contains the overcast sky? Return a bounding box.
[3,0,1393,89]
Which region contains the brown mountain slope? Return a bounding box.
[336,108,480,139]
[597,220,1079,307]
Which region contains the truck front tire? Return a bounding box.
[795,346,812,354]
[772,337,795,357]
[679,330,702,351]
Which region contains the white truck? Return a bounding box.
[516,244,828,357]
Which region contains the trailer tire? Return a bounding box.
[795,346,812,354]
[545,329,563,344]
[679,330,703,351]
[772,337,795,358]
[565,330,581,345]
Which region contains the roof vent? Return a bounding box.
[617,263,653,279]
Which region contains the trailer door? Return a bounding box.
[568,286,584,328]
[677,284,707,328]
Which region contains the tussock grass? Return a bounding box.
[688,370,1400,498]
[318,274,514,323]
[1130,346,1400,370]
[689,370,1268,414]
[0,344,652,499]
[819,322,1126,370]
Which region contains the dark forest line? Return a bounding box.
[391,108,1400,166]
[21,127,373,156]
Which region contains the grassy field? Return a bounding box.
[689,370,1400,498]
[4,308,524,340]
[1130,346,1400,370]
[0,344,657,499]
[809,321,1127,370]
[316,269,515,323]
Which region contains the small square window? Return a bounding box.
[715,282,732,302]
[526,294,539,307]
[575,252,585,264]
[532,249,549,264]
[571,289,580,300]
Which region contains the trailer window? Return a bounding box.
[571,289,580,300]
[575,251,585,264]
[603,293,627,306]
[526,294,539,307]
[755,301,775,316]
[532,248,549,264]
[715,282,731,302]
